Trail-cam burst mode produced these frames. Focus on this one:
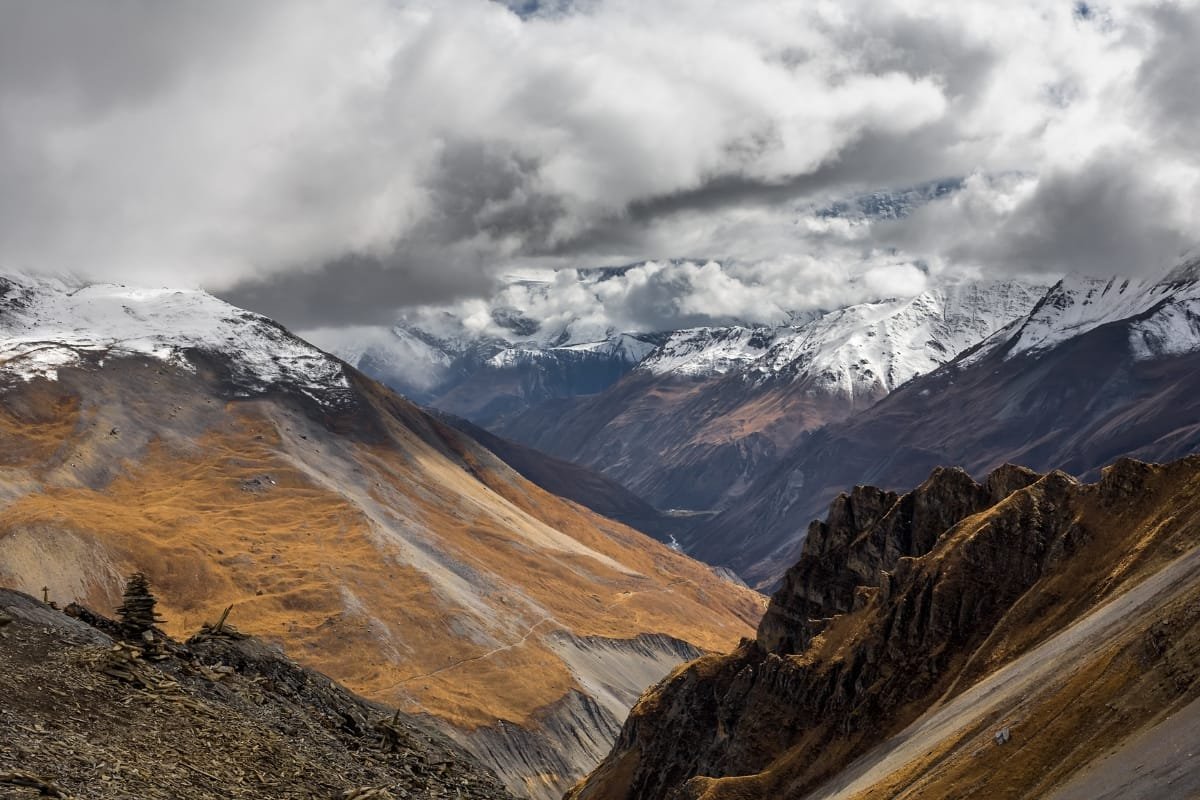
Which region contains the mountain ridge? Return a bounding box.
[569,454,1200,799]
[0,273,764,800]
[696,264,1200,586]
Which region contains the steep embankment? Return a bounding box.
[571,456,1200,800]
[0,588,513,799]
[0,276,764,800]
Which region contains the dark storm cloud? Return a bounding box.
[976,160,1193,275]
[0,1,270,111]
[880,154,1196,277]
[222,253,496,328]
[423,142,566,248]
[1137,2,1200,150]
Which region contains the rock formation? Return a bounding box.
[570,456,1200,800]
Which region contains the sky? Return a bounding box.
[1,0,1198,330]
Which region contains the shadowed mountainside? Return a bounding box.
[570,455,1200,800]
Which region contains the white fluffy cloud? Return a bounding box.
[1,0,1197,326]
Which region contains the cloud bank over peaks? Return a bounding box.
[375,258,937,349]
[0,0,1196,329]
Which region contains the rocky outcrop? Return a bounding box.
[758,463,1039,652]
[570,456,1200,800]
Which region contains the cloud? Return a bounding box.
[1137,2,1200,152]
[0,0,1197,328]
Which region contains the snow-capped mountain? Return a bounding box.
[303,270,672,422]
[961,258,1200,365]
[0,275,349,404]
[690,259,1200,587]
[639,326,783,377]
[638,280,1046,397]
[744,280,1047,399]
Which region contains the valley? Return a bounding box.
[5,4,1198,798]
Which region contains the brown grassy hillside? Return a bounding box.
[0,357,764,799]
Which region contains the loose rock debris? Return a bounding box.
[0,589,512,800]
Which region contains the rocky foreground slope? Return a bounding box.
[0,275,764,800]
[0,588,512,800]
[570,455,1200,799]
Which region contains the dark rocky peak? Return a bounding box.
[757,463,1042,653]
[490,306,541,338]
[1094,455,1160,504]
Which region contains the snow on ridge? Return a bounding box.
[991,267,1200,362]
[0,274,348,398]
[635,280,1047,394]
[742,280,1047,400]
[485,333,656,369]
[638,326,779,377]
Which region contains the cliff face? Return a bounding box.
[570,456,1200,800]
[758,464,1040,652]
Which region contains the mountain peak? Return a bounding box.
[0,274,350,406]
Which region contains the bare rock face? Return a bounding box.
[757,463,1040,653]
[570,456,1200,800]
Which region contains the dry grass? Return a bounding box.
[0,370,764,732]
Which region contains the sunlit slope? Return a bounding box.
[0,355,763,798]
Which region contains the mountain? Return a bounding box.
[570,455,1200,800]
[303,274,664,427]
[496,280,1046,512]
[697,262,1200,586]
[0,275,765,800]
[0,586,513,799]
[429,411,686,545]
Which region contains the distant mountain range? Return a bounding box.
[497,279,1047,514]
[327,258,1200,593]
[698,259,1200,585]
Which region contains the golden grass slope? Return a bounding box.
[0,359,764,736]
